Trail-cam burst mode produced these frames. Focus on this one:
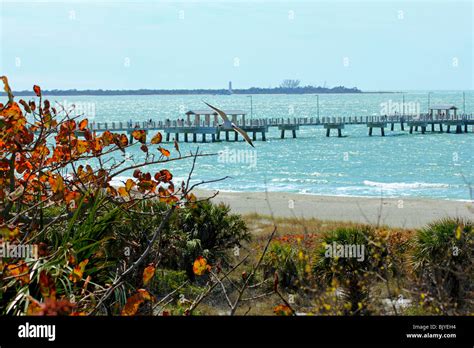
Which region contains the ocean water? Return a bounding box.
[46,91,473,201]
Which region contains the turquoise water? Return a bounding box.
[46,91,473,200]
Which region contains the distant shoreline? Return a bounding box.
[3,86,365,97]
[3,90,403,97]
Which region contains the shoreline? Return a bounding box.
[204,188,474,203]
[194,189,474,229]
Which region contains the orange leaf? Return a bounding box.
[69,259,89,283]
[33,85,41,97]
[121,289,153,316]
[49,175,65,194]
[193,256,211,276]
[6,260,30,285]
[78,119,88,131]
[150,132,162,144]
[101,131,114,146]
[137,288,153,301]
[158,147,170,157]
[118,187,129,197]
[131,130,146,143]
[113,133,129,150]
[76,139,89,155]
[125,178,135,192]
[142,264,155,286]
[273,304,293,316]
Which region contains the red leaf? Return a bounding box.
[154,169,173,183]
[19,99,32,113]
[33,85,41,97]
[133,169,141,178]
[131,130,146,143]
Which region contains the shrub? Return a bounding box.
[412,218,473,312]
[114,200,250,281]
[166,201,250,279]
[176,201,249,259]
[0,77,199,316]
[262,241,298,288]
[262,235,313,289]
[312,226,388,315]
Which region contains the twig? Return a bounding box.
[230,225,278,315]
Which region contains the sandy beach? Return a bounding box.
[194,189,473,229]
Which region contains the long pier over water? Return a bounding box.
[88,111,474,143]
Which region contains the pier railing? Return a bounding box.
[88,113,474,133]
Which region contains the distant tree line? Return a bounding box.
[235,85,361,94]
[4,83,362,96]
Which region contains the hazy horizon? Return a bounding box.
[4,87,474,93]
[1,0,472,91]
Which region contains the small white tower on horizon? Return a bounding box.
[228,81,233,94]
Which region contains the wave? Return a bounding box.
[271,178,329,184]
[363,180,450,190]
[309,171,345,177]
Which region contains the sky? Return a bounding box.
[0,0,472,91]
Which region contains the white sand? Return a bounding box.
[194,189,473,229]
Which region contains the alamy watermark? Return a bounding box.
[18,322,56,342]
[57,100,96,119]
[0,242,38,259]
[218,146,257,168]
[325,242,365,262]
[380,100,420,117]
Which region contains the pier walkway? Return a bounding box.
[87,113,474,143]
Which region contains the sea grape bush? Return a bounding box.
[0,77,202,315]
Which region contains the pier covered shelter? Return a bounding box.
[429,105,458,118]
[185,109,247,126]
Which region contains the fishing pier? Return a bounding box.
[88,105,473,143]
